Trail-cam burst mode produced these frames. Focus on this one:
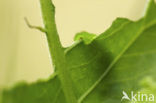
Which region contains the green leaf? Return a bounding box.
[1,0,156,103]
[2,74,66,103]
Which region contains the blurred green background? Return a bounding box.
[0,0,151,89]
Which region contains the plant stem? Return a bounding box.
[39,0,77,103]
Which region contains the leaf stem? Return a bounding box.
[39,0,77,103]
[24,17,46,33]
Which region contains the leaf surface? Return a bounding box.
[1,0,156,103]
